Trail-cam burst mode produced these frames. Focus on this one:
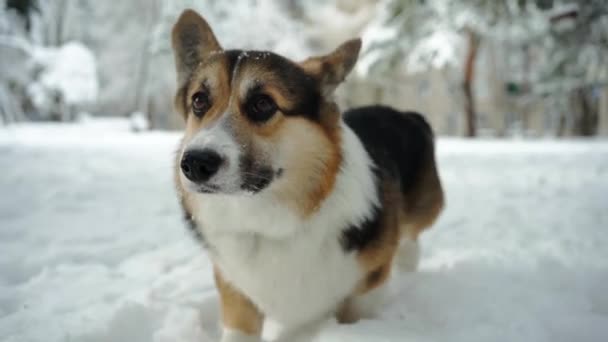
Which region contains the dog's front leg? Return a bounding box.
[214,267,264,342]
[273,313,333,342]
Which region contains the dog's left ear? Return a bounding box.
[300,38,361,96]
[172,9,222,85]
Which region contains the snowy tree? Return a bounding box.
[532,0,608,136]
[360,0,608,136]
[4,0,606,134]
[5,0,37,32]
[2,0,311,127]
[1,0,99,122]
[27,42,98,120]
[360,0,555,137]
[0,0,34,123]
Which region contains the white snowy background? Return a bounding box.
[1,119,607,342]
[3,0,608,136]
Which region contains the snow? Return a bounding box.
[406,30,463,73]
[355,1,399,78]
[355,0,468,78]
[28,42,98,108]
[1,120,607,342]
[129,112,151,132]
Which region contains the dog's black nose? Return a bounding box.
[181,149,223,183]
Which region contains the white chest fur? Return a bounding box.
[192,124,378,326]
[210,224,361,325]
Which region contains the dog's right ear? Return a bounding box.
[299,39,361,97]
[172,9,222,85]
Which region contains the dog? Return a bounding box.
[171,9,444,342]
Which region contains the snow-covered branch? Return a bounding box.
[0,35,32,55]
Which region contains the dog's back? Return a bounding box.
[344,105,443,240]
[345,105,435,197]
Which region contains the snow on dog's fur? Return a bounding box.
[171,9,444,342]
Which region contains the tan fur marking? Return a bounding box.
[245,110,285,138]
[186,59,232,124]
[400,157,444,240]
[214,267,264,336]
[234,65,305,112]
[263,86,299,111]
[303,103,343,216]
[299,39,361,92]
[354,180,401,294]
[284,102,342,217]
[266,117,341,217]
[318,102,342,137]
[175,55,233,140]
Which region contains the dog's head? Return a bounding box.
[172,9,360,214]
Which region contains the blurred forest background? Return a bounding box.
[1,0,608,137]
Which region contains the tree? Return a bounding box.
[462,28,480,137]
[5,0,38,32]
[533,0,608,136]
[1,0,99,123]
[360,0,551,137]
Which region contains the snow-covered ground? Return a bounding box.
[1,119,607,342]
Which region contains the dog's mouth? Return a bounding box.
[240,167,277,193]
[188,168,283,195]
[238,155,284,194]
[196,183,220,194]
[241,167,286,194]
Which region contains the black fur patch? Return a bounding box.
[239,155,274,193]
[340,205,382,252]
[339,105,435,252]
[343,105,434,195]
[223,50,322,120]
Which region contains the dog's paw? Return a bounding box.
[220,328,261,342]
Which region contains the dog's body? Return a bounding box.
[171,10,443,342]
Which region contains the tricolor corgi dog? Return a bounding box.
[171,9,444,342]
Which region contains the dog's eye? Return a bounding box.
[246,94,277,123]
[191,91,211,117]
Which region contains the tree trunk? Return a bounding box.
[41,0,67,46]
[599,87,608,136]
[134,35,151,115]
[572,87,598,136]
[134,0,162,130]
[462,29,480,137]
